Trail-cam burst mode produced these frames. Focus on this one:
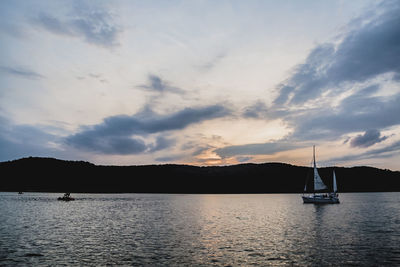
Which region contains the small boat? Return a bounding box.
[302,146,339,204]
[18,192,23,194]
[57,193,75,201]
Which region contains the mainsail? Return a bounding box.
[313,146,327,191]
[333,170,337,193]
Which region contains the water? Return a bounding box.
[1,193,400,266]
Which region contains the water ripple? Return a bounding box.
[1,192,400,266]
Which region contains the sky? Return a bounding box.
[1,0,400,170]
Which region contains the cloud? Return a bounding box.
[350,129,388,148]
[33,8,120,48]
[66,135,147,155]
[198,53,226,71]
[289,89,400,141]
[35,13,71,35]
[179,141,214,157]
[236,156,253,163]
[273,85,294,106]
[155,155,185,162]
[0,116,61,161]
[0,1,28,39]
[149,136,176,152]
[75,73,108,83]
[0,66,44,79]
[274,1,400,106]
[363,140,400,157]
[215,142,299,158]
[269,1,400,144]
[66,105,230,155]
[0,21,25,39]
[329,140,400,163]
[242,101,268,119]
[191,146,212,156]
[218,86,399,158]
[138,75,184,94]
[213,2,400,161]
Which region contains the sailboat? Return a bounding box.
[302,146,339,204]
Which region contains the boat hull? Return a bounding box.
[302,195,339,204]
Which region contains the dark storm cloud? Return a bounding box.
[33,8,120,48]
[138,75,184,94]
[0,66,44,79]
[66,105,230,154]
[215,142,298,158]
[274,1,400,106]
[350,129,388,148]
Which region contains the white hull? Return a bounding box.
[302,194,339,204]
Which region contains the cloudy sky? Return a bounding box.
[1,0,400,170]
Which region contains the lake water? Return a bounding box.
[1,192,400,266]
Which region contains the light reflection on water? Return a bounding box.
[1,193,400,266]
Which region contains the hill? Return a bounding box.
[1,157,399,193]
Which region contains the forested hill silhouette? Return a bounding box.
[1,157,399,193]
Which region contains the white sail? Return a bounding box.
[333,170,337,193]
[313,146,327,191]
[314,166,327,191]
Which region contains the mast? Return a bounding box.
[313,145,316,169]
[313,146,327,192]
[312,145,316,195]
[313,145,319,178]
